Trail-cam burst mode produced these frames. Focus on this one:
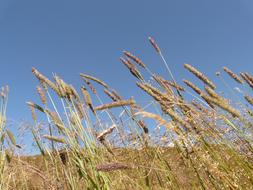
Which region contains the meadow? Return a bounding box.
[0,37,252,189]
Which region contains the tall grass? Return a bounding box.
[1,38,253,189]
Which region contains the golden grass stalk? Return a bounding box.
[201,94,241,118]
[81,86,95,114]
[164,108,190,131]
[43,135,66,144]
[184,64,216,89]
[241,72,253,89]
[136,111,176,132]
[96,162,132,172]
[136,82,175,112]
[97,125,116,141]
[223,67,243,84]
[148,36,161,53]
[183,79,202,95]
[123,51,146,68]
[54,75,77,99]
[67,85,80,100]
[45,109,65,132]
[120,57,144,80]
[36,86,47,105]
[204,86,222,100]
[111,89,122,100]
[244,95,253,106]
[137,82,171,103]
[32,68,59,93]
[83,78,97,95]
[244,72,253,83]
[80,73,109,89]
[104,89,120,102]
[191,101,210,114]
[183,80,214,108]
[95,98,135,111]
[152,75,174,95]
[165,81,185,91]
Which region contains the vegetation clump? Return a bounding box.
[0,38,252,189]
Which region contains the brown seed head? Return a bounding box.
[83,79,97,95]
[80,73,109,89]
[244,95,253,106]
[241,73,253,89]
[104,89,121,102]
[96,162,132,172]
[81,86,95,114]
[123,51,146,68]
[120,57,144,80]
[95,98,135,111]
[36,86,47,105]
[45,109,65,132]
[184,64,216,89]
[223,67,243,84]
[32,68,59,93]
[148,36,161,53]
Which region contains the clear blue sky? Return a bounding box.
[1,1,253,130]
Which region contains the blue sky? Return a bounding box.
[0,0,253,146]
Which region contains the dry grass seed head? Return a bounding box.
[183,79,202,95]
[201,94,241,118]
[152,75,174,96]
[45,109,65,132]
[123,51,146,68]
[80,73,109,89]
[244,95,253,106]
[148,36,161,53]
[83,78,97,95]
[136,111,176,132]
[73,100,85,119]
[191,101,210,115]
[36,86,47,105]
[183,80,214,108]
[95,98,135,111]
[184,64,216,89]
[163,108,191,131]
[81,86,96,114]
[43,135,66,144]
[223,67,243,84]
[204,86,223,100]
[32,68,59,94]
[120,57,144,80]
[111,89,122,100]
[104,89,120,102]
[68,85,80,100]
[54,75,77,100]
[240,73,253,89]
[165,81,185,92]
[96,162,132,172]
[97,125,116,141]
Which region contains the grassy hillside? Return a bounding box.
[4,146,252,190]
[0,37,253,189]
